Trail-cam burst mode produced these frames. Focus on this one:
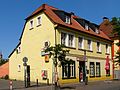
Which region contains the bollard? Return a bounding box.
[36,79,38,87]
[9,80,13,90]
[47,79,49,85]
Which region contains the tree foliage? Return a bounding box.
[44,44,69,67]
[111,17,120,66]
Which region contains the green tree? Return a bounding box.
[111,17,120,69]
[44,44,69,87]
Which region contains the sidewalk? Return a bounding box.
[0,79,120,90]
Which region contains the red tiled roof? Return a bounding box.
[99,19,113,38]
[26,4,111,41]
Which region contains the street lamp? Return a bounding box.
[23,57,28,88]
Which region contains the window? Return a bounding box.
[96,62,101,77]
[78,37,84,49]
[106,44,109,54]
[18,64,21,72]
[37,16,41,26]
[97,42,101,52]
[16,46,21,54]
[62,61,75,78]
[61,32,67,45]
[87,40,92,51]
[85,23,89,30]
[95,28,99,34]
[30,20,33,29]
[68,34,74,47]
[90,62,95,77]
[65,15,71,24]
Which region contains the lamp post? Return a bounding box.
[23,57,28,88]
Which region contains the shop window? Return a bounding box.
[96,62,101,77]
[90,62,95,77]
[62,61,75,79]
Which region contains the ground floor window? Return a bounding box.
[62,60,75,79]
[90,62,95,77]
[96,62,101,77]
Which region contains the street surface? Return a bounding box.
[0,79,120,90]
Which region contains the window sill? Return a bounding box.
[29,27,34,30]
[78,48,85,51]
[62,77,76,79]
[65,46,76,49]
[36,24,41,27]
[89,76,95,78]
[105,53,110,55]
[97,52,102,54]
[87,50,93,52]
[96,76,101,77]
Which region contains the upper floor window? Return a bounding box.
[65,15,71,24]
[78,37,84,49]
[68,34,74,47]
[16,46,21,54]
[97,42,101,52]
[106,44,109,54]
[87,39,92,51]
[85,23,89,30]
[30,20,33,29]
[61,32,67,45]
[37,16,41,26]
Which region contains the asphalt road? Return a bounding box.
[0,79,120,90]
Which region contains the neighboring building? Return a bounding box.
[100,17,119,70]
[9,4,113,85]
[0,62,9,78]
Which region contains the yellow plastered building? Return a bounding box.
[9,4,113,85]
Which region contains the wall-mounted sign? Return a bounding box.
[41,70,47,80]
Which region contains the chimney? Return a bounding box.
[103,17,109,21]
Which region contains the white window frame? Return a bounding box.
[85,23,89,30]
[61,32,67,46]
[70,63,75,77]
[97,42,101,52]
[78,37,84,49]
[65,15,71,24]
[37,16,41,26]
[88,39,92,51]
[63,64,68,78]
[95,28,99,34]
[68,34,75,48]
[106,44,110,54]
[30,20,33,29]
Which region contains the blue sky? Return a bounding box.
[0,0,120,58]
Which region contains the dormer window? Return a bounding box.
[95,28,99,34]
[65,15,71,24]
[85,23,89,30]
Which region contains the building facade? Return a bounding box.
[9,4,113,84]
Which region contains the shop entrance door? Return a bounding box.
[79,61,85,82]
